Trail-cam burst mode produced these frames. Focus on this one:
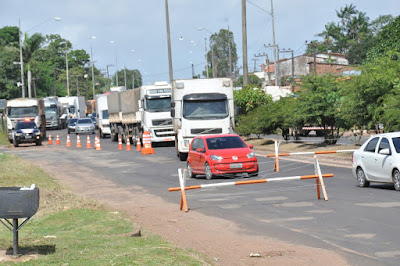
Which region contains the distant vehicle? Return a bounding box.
[12,120,42,147]
[186,134,258,180]
[44,97,64,129]
[75,118,95,134]
[110,86,126,92]
[352,132,400,191]
[95,94,110,139]
[67,118,78,134]
[6,98,46,143]
[58,96,86,120]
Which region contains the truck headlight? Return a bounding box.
[184,140,190,147]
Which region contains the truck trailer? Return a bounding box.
[5,98,46,142]
[171,78,235,161]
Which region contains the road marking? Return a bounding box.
[375,250,400,258]
[254,196,288,202]
[262,216,314,223]
[344,234,375,239]
[219,204,242,209]
[198,198,228,202]
[355,202,400,208]
[281,202,314,207]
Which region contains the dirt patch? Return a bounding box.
[27,159,349,266]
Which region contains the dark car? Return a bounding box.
[67,118,78,134]
[13,120,42,147]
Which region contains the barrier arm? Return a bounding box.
[314,156,328,200]
[178,169,188,212]
[266,149,357,157]
[273,140,282,172]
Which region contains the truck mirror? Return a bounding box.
[171,102,175,108]
[171,108,175,118]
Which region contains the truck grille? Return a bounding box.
[152,119,172,126]
[154,128,175,137]
[191,128,222,134]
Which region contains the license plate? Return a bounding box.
[230,163,242,169]
[25,135,32,139]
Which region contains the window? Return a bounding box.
[364,137,379,153]
[206,136,247,150]
[392,137,400,153]
[191,139,199,151]
[183,100,228,120]
[191,139,205,151]
[378,138,391,154]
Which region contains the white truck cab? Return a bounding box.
[171,78,235,161]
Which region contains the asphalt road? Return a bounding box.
[2,128,400,266]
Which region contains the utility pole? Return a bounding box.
[106,64,113,91]
[27,71,32,98]
[65,44,70,97]
[242,0,248,86]
[251,58,258,72]
[90,45,95,98]
[115,57,119,86]
[255,52,269,85]
[191,63,195,78]
[270,0,278,86]
[228,25,232,78]
[18,19,25,98]
[279,49,295,91]
[204,38,209,78]
[132,72,135,89]
[165,0,174,87]
[211,47,216,78]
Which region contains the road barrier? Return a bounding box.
[169,157,332,212]
[55,134,60,145]
[141,131,154,155]
[48,134,53,145]
[118,135,123,150]
[76,134,82,148]
[266,140,356,172]
[86,135,92,149]
[66,134,71,147]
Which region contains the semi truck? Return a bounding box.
[171,78,235,161]
[58,96,86,120]
[5,98,46,143]
[107,82,174,144]
[43,97,64,129]
[138,82,174,143]
[95,94,110,138]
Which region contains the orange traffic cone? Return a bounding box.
[136,136,141,152]
[141,131,154,155]
[95,136,102,151]
[56,134,60,145]
[86,135,92,149]
[126,137,131,151]
[48,134,53,145]
[118,135,123,150]
[66,134,71,147]
[76,134,82,148]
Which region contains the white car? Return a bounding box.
[352,132,400,191]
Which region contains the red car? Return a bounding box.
[187,134,258,179]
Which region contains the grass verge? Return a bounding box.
[0,154,206,265]
[0,129,10,146]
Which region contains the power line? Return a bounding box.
[246,0,271,14]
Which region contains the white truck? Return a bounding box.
[138,82,174,143]
[171,78,235,161]
[95,93,111,138]
[43,97,64,129]
[58,96,86,120]
[107,89,140,142]
[5,98,46,142]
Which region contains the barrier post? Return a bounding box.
[178,168,188,212]
[314,156,328,201]
[273,140,281,172]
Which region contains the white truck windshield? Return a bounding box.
[183,100,228,120]
[145,97,171,112]
[7,107,38,118]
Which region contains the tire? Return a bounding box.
[357,167,369,187]
[178,152,188,161]
[205,162,214,180]
[36,139,42,146]
[187,162,196,178]
[68,129,71,134]
[13,139,19,147]
[393,169,400,191]
[100,129,104,139]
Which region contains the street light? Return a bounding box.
[18,17,61,98]
[109,40,118,86]
[89,36,96,99]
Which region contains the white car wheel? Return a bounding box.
[357,167,369,187]
[393,169,400,191]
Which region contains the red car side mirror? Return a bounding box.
[196,148,205,153]
[248,144,254,149]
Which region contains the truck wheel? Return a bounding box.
[100,129,104,139]
[178,152,187,161]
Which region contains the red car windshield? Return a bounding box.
[206,136,247,150]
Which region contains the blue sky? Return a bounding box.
[0,0,398,85]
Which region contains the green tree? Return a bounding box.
[233,74,262,87]
[114,69,142,89]
[203,29,238,78]
[0,26,19,48]
[233,85,269,114]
